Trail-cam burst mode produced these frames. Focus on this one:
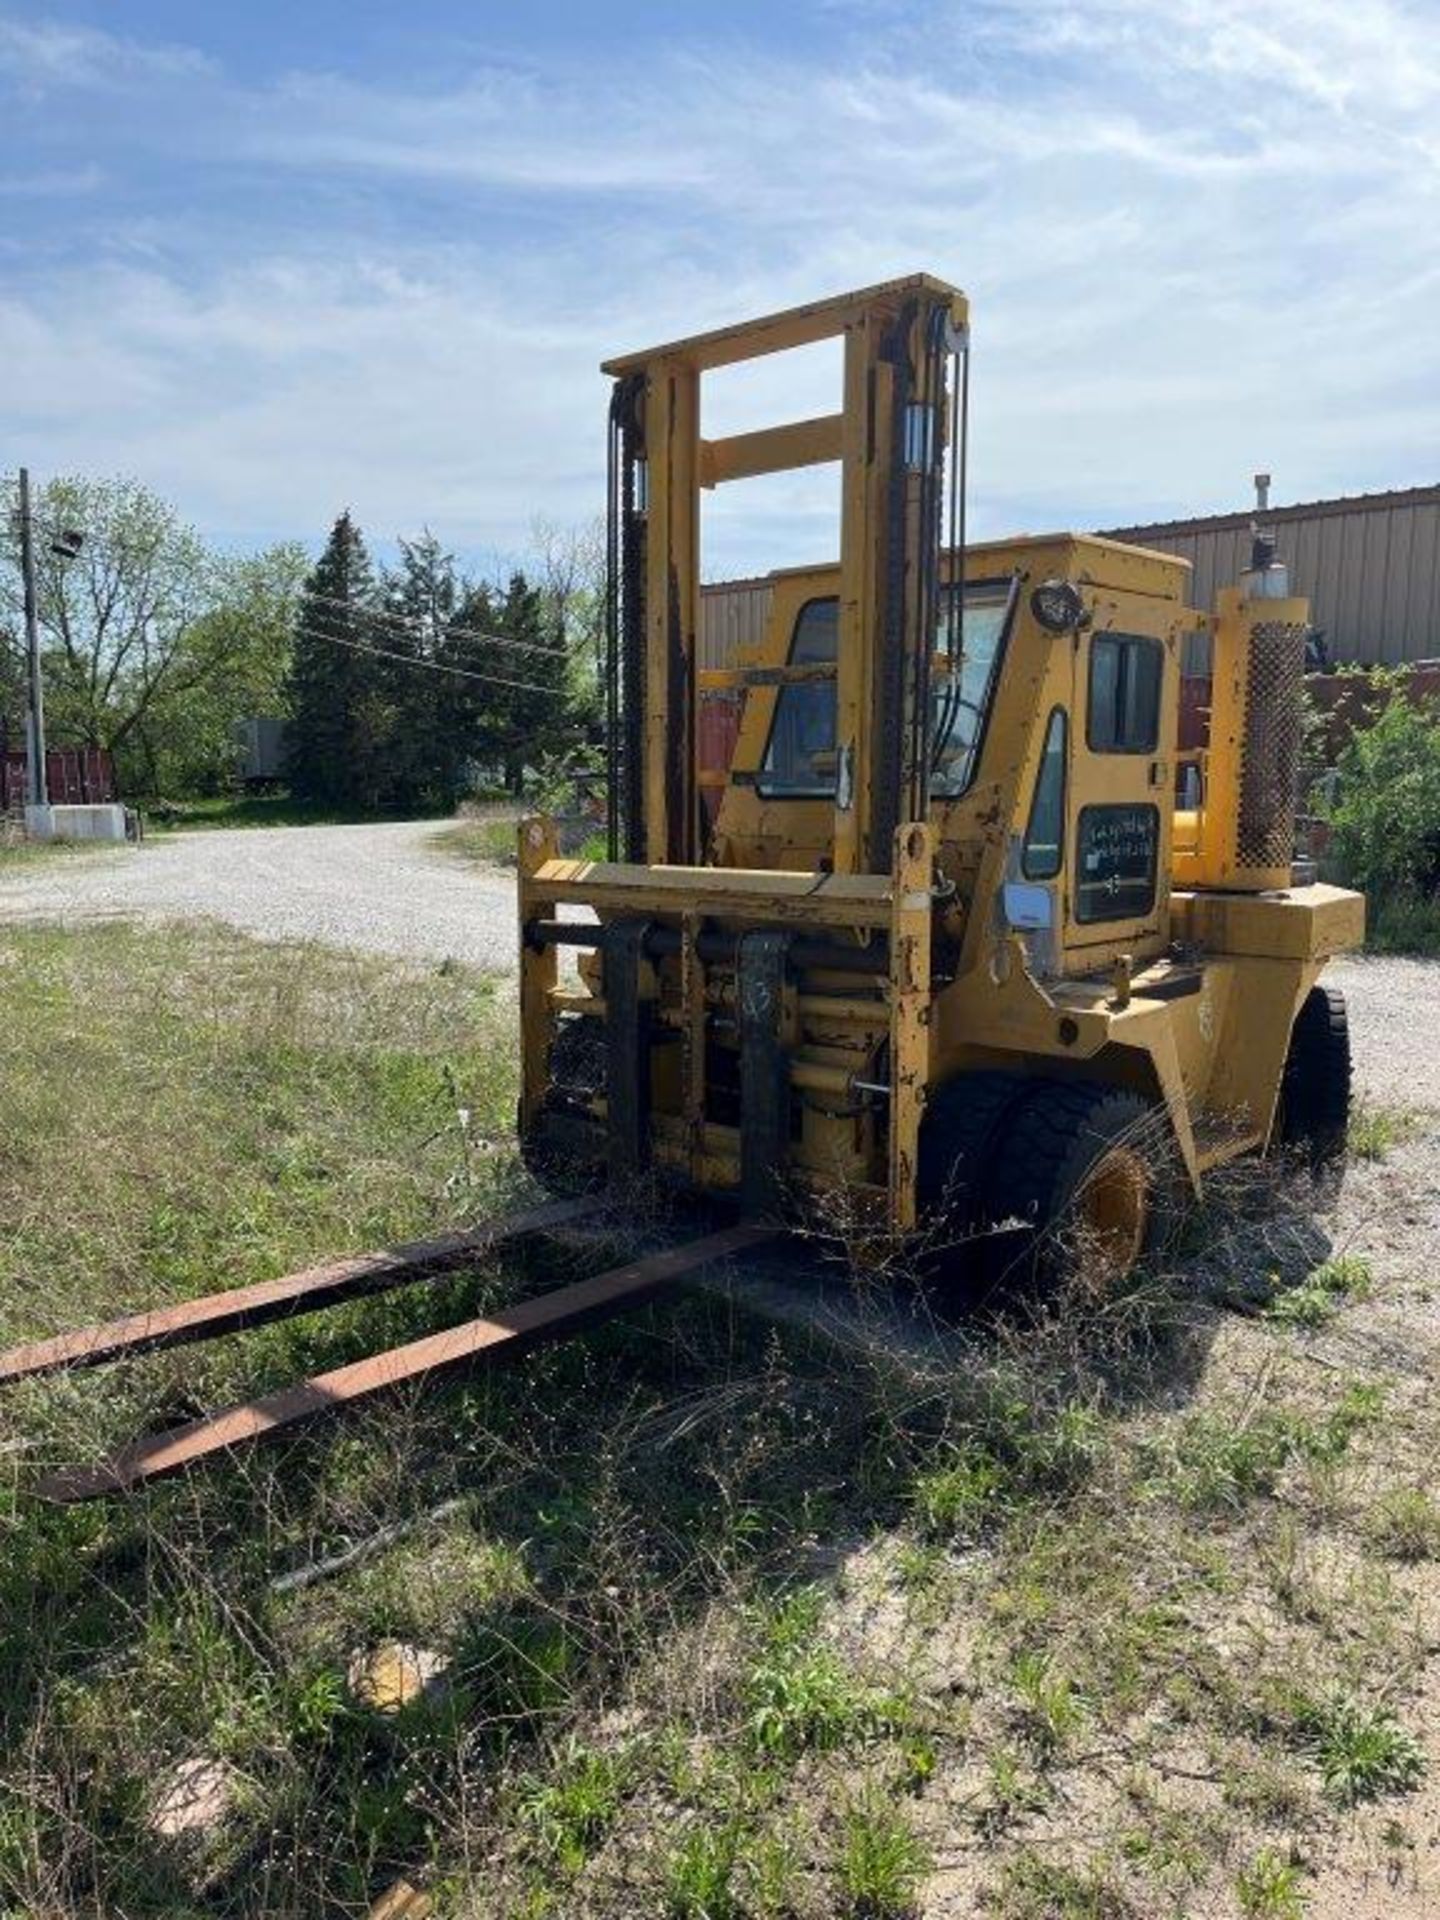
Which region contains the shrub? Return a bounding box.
[1322,681,1440,949]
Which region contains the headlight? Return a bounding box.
[1030,579,1087,633]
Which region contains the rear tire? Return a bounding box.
[981,1081,1166,1298]
[1278,985,1351,1184]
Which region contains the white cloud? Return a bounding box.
[0,0,1435,579]
[0,17,213,89]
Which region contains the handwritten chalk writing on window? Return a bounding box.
[1076,804,1159,923]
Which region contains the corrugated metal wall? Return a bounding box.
[1104,486,1440,668]
[699,576,772,666]
[699,489,1440,673]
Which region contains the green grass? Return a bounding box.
[836,1793,929,1917]
[0,919,1433,1918]
[430,815,524,866]
[1297,1694,1428,1804]
[1265,1253,1372,1329]
[1235,1849,1306,1919]
[1347,1101,1421,1161]
[742,1589,908,1761]
[516,1740,625,1874]
[0,836,94,872]
[1366,1488,1440,1562]
[141,791,450,832]
[1365,890,1440,957]
[662,1822,741,1919]
[431,816,609,868]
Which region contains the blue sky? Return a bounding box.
[1,0,1436,580]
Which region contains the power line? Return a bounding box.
[301,585,572,660]
[291,620,560,698]
[10,507,578,663]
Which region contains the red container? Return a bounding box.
[2,746,116,810]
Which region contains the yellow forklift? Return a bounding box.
[3,273,1363,1501]
[517,272,1362,1286]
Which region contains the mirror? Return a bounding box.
[1003,882,1054,931]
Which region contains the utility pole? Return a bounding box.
[19,467,48,810]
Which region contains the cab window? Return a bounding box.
[930,579,1014,798]
[1022,708,1067,880]
[757,580,1014,800]
[757,599,837,797]
[1087,634,1162,753]
[1075,803,1159,922]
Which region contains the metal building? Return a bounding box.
[1102,482,1440,669]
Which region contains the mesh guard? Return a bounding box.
[1237,620,1305,869]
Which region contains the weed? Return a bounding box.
[1297,1695,1427,1804]
[1236,1848,1306,1918]
[892,1539,949,1597]
[742,1591,906,1760]
[1159,1386,1380,1510]
[1347,1103,1420,1161]
[288,1666,349,1742]
[1161,1411,1299,1510]
[1266,1254,1372,1328]
[994,1851,1132,1918]
[894,1734,938,1793]
[979,1745,1047,1836]
[516,1740,624,1873]
[742,1824,805,1917]
[1010,1650,1087,1760]
[1222,1750,1314,1824]
[910,1444,1007,1541]
[663,1821,740,1919]
[1116,1808,1216,1891]
[1367,1486,1440,1561]
[836,1793,929,1918]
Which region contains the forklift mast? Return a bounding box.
[603,274,969,878]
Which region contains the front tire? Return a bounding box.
[981,1082,1166,1298]
[518,1018,607,1195]
[916,1070,1032,1298]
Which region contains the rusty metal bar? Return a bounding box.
[34,1223,776,1503]
[0,1198,589,1386]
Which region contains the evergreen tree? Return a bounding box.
[379,531,459,810]
[435,576,502,801]
[285,511,380,808]
[491,570,572,793]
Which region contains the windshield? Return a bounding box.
[929,579,1013,797]
[758,578,1014,800]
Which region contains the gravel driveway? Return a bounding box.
[0,820,522,974]
[2,821,1436,1109]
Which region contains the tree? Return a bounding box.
[530,516,606,739]
[379,531,461,811]
[482,571,572,794]
[285,511,384,809]
[127,543,306,795]
[0,476,209,780]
